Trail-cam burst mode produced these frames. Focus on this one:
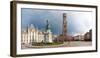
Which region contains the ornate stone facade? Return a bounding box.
[21,21,53,45]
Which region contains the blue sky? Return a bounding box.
[21,8,93,36]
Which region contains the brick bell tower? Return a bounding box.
[62,13,67,42]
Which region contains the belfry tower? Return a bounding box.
[62,13,67,42]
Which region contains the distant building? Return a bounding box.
[21,20,53,45]
[67,35,74,41]
[74,35,84,41]
[52,34,58,41]
[84,29,92,41]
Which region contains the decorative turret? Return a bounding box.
[44,20,53,43]
[46,20,51,30]
[30,24,34,28]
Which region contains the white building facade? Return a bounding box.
[21,23,53,45]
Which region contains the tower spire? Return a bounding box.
[46,20,51,30]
